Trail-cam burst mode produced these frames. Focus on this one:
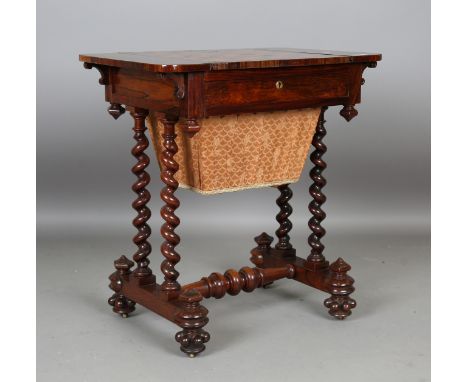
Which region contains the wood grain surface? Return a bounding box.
[80,48,382,73]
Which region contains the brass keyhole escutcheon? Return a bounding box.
[275,80,284,89]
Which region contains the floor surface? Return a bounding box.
[37,226,430,382]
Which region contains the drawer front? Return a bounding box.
[109,68,180,112]
[204,65,355,116]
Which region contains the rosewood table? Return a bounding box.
[79,48,381,357]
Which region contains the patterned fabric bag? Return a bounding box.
[147,108,320,194]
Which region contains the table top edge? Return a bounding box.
[79,48,382,73]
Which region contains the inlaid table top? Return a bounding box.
[79,48,382,73]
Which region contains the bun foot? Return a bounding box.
[324,295,356,319]
[175,329,210,357]
[111,294,135,317]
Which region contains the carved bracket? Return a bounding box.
[83,62,109,85]
[360,61,378,86]
[342,61,378,122]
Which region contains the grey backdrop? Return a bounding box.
[37,1,430,381]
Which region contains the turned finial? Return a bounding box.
[254,232,273,250]
[108,103,126,120]
[329,257,351,274]
[251,232,273,266]
[339,105,358,122]
[184,119,201,136]
[114,255,134,275]
[108,256,133,296]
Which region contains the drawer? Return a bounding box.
[204,65,355,116]
[110,68,180,112]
